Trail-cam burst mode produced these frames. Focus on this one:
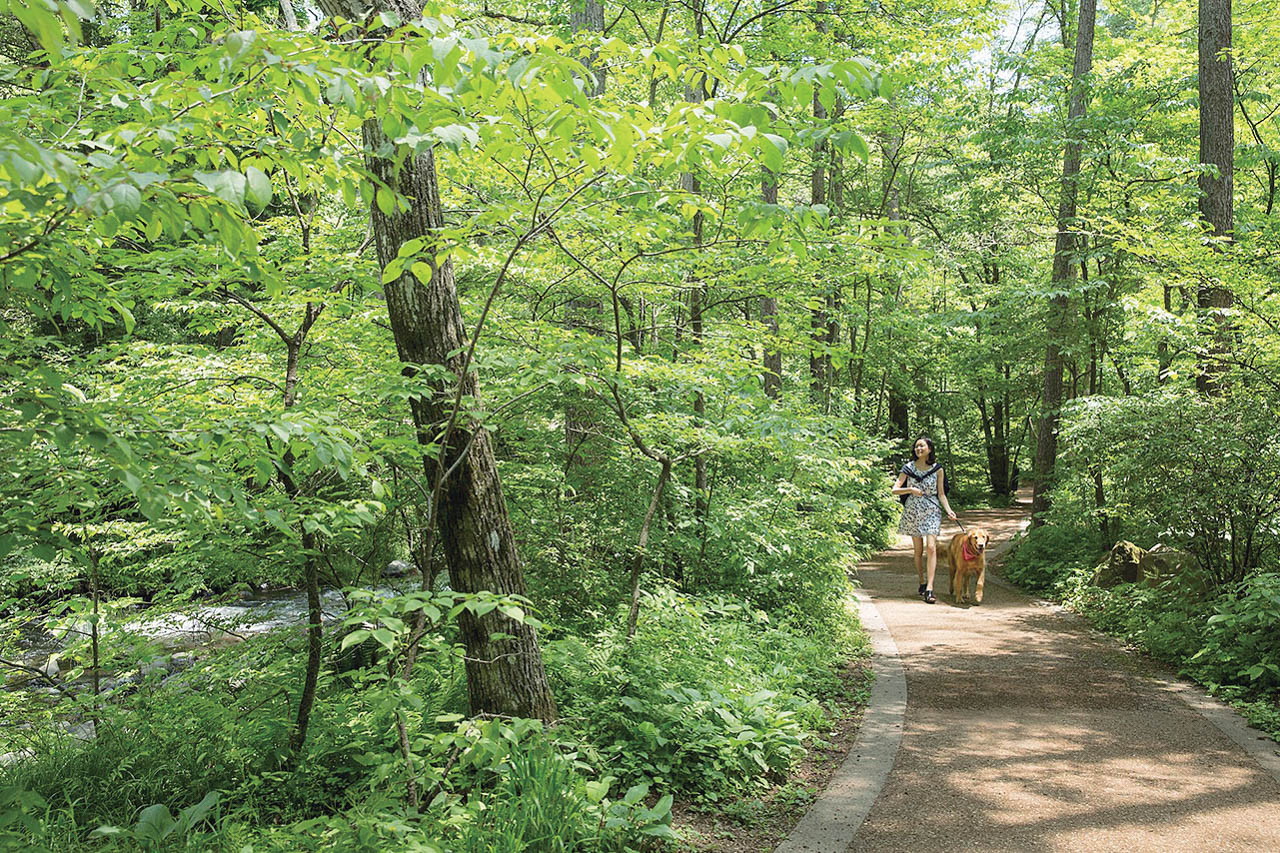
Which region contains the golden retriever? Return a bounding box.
[947,528,991,605]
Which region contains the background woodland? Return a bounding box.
[1,0,1279,849]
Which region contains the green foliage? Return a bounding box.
[92,792,220,849]
[1001,523,1101,594]
[1058,392,1280,588]
[1194,573,1280,692]
[548,588,864,800]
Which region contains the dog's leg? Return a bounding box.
[975,565,985,604]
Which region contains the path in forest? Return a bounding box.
[779,492,1280,853]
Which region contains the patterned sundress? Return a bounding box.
[897,462,942,537]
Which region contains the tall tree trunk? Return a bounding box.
[279,0,298,30]
[348,0,556,722]
[271,0,324,758]
[684,1,709,520]
[761,169,782,399]
[991,384,1010,495]
[1197,0,1234,395]
[1032,0,1096,527]
[882,132,909,443]
[1157,283,1172,383]
[808,2,829,408]
[570,0,607,96]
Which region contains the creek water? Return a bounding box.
[5,579,421,691]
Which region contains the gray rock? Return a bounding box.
[384,559,413,578]
[1140,544,1208,597]
[39,656,61,681]
[1094,540,1145,588]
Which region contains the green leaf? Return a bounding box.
[244,167,272,209]
[759,134,787,172]
[623,783,648,806]
[432,124,479,150]
[376,186,396,216]
[133,804,177,844]
[194,170,247,206]
[340,629,371,650]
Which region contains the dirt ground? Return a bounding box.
[847,497,1280,852]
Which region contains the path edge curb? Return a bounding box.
[773,585,905,853]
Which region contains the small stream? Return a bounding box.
[5,563,424,691]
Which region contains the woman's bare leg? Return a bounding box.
[925,535,938,591]
[913,536,924,584]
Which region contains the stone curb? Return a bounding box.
[773,585,905,853]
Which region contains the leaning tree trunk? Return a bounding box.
[1196,0,1233,395]
[362,130,556,722]
[1032,0,1096,527]
[341,0,556,722]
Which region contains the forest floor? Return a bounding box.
[791,491,1280,852]
[670,657,874,852]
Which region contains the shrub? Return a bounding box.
[547,588,862,800]
[1000,522,1100,594]
[1058,392,1280,589]
[1191,573,1280,692]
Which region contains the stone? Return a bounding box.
[1093,540,1146,588]
[1140,544,1209,597]
[384,559,413,578]
[39,656,61,681]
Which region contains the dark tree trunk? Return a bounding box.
[888,392,910,442]
[809,3,830,408]
[683,2,709,521]
[1157,283,1172,383]
[1197,0,1234,395]
[991,382,1010,495]
[356,48,555,721]
[761,169,782,399]
[1032,0,1096,527]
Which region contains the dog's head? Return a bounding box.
[967,529,990,554]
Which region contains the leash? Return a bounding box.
[919,494,966,532]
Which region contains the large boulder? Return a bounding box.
[1140,544,1209,597]
[1093,540,1146,588]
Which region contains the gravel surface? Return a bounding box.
[845,499,1280,852]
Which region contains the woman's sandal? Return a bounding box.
[918,583,927,595]
[923,589,936,604]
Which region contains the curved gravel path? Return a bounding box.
[785,495,1280,852]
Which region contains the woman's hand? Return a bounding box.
[909,487,924,497]
[947,509,958,521]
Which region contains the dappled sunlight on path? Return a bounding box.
[844,494,1280,853]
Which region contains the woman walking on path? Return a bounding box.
[892,436,957,604]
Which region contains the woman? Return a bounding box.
[892,436,957,604]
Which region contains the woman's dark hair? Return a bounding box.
[911,436,937,465]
